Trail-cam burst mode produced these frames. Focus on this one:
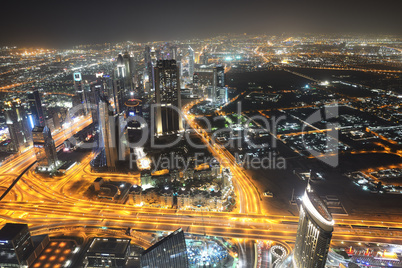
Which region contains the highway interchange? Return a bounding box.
[0,101,401,267]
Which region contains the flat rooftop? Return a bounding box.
[87,238,130,255]
[31,241,75,268]
[0,223,28,240]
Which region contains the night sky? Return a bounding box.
[1,0,401,47]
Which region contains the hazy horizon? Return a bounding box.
[1,0,401,48]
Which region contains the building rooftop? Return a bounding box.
[303,186,334,229]
[306,190,333,222]
[32,126,45,133]
[0,223,29,240]
[87,238,130,255]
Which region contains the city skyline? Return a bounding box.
[0,14,401,267]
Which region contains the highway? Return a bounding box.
[0,104,401,266]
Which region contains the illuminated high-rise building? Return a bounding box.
[293,184,334,268]
[206,66,227,104]
[188,46,194,80]
[141,228,188,268]
[123,51,134,90]
[114,57,125,113]
[144,46,151,67]
[73,72,88,116]
[4,99,31,152]
[171,46,178,60]
[143,46,155,94]
[32,125,58,170]
[98,98,117,169]
[88,79,104,125]
[200,53,209,65]
[123,52,132,79]
[212,67,218,103]
[114,53,135,113]
[215,66,225,87]
[0,223,35,267]
[112,75,125,114]
[27,90,45,128]
[116,54,125,78]
[154,60,183,135]
[150,47,157,66]
[97,97,129,170]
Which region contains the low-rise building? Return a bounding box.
[84,237,131,268]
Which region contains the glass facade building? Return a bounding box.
[293,185,334,268]
[141,228,189,268]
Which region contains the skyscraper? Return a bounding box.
[206,66,227,105]
[32,125,58,170]
[154,60,183,135]
[141,228,189,268]
[98,99,118,170]
[4,99,31,152]
[116,54,125,78]
[123,51,134,90]
[73,72,88,116]
[0,223,35,267]
[123,52,131,79]
[293,184,334,268]
[212,67,218,103]
[188,46,195,80]
[97,97,129,170]
[27,90,45,128]
[171,46,178,60]
[150,47,157,67]
[114,53,135,113]
[89,80,104,125]
[144,46,153,91]
[144,46,151,68]
[215,66,225,87]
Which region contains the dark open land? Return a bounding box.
[224,70,402,220]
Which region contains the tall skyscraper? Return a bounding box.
[32,125,58,170]
[215,66,225,87]
[114,53,135,113]
[154,60,183,135]
[98,99,118,170]
[207,66,227,104]
[141,228,189,268]
[73,72,88,116]
[171,46,178,60]
[212,67,218,103]
[200,52,209,65]
[112,76,125,114]
[123,52,132,79]
[150,47,157,67]
[144,46,151,68]
[97,97,129,170]
[123,51,134,91]
[293,184,334,268]
[27,90,45,128]
[116,54,125,78]
[0,223,35,267]
[89,80,104,125]
[144,46,152,86]
[4,99,31,152]
[116,113,129,162]
[188,46,195,80]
